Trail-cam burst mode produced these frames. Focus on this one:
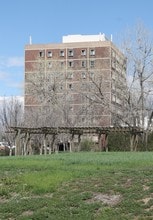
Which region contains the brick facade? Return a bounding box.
[24,37,127,127]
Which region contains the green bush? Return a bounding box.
[108,132,152,151]
[80,139,94,151]
[0,147,10,156]
[144,132,153,151]
[108,133,130,151]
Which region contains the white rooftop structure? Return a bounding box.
[62,33,108,43]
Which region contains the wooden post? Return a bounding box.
[105,134,108,152]
[9,147,12,156]
[49,134,56,154]
[134,134,138,151]
[99,133,109,152]
[29,139,32,155]
[15,129,21,156]
[130,133,134,151]
[49,139,52,155]
[23,132,30,156]
[68,139,72,152]
[98,133,102,151]
[78,134,81,151]
[130,133,138,151]
[39,136,43,155]
[55,143,58,154]
[44,134,47,155]
[70,133,74,152]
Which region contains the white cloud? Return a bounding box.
[0,96,24,101]
[7,57,24,67]
[0,56,24,68]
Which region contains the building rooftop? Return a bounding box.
[25,33,125,55]
[62,33,108,43]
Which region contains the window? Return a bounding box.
[39,51,44,57]
[59,84,63,90]
[89,72,94,79]
[81,83,87,91]
[112,81,115,90]
[116,97,122,105]
[90,49,95,56]
[60,61,64,67]
[81,49,86,56]
[67,72,73,79]
[82,105,86,112]
[69,106,73,111]
[46,76,50,82]
[47,51,52,57]
[48,62,52,68]
[48,85,52,92]
[68,49,74,57]
[60,50,64,57]
[82,117,85,123]
[81,60,86,68]
[81,72,86,79]
[112,95,116,102]
[112,50,116,58]
[68,61,73,67]
[112,60,116,69]
[90,60,95,68]
[69,83,73,90]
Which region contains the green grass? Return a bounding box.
[1,152,153,219]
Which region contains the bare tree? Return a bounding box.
[78,53,128,127]
[25,60,65,127]
[25,58,88,153]
[25,57,92,128]
[0,96,24,147]
[121,22,153,130]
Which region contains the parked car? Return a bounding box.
[0,142,10,156]
[0,142,9,150]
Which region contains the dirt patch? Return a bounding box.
[122,178,132,188]
[23,193,53,199]
[138,196,153,208]
[86,193,122,206]
[141,197,152,205]
[143,185,149,191]
[0,196,9,204]
[145,206,153,212]
[22,210,34,216]
[0,193,53,204]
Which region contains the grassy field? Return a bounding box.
[1,152,153,220]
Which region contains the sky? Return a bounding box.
[0,0,153,97]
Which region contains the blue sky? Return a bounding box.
[0,0,153,96]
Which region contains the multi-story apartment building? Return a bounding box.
[24,34,127,127]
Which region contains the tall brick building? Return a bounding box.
[24,34,127,127]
